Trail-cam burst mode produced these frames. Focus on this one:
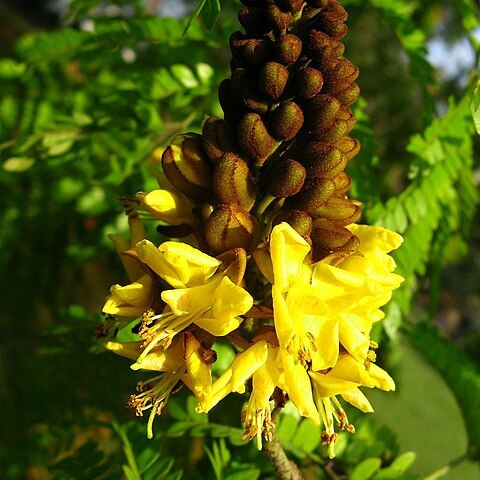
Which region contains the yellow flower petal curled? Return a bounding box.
[205,340,269,412]
[136,239,221,288]
[102,273,153,317]
[136,189,194,225]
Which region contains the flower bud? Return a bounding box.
[252,247,275,284]
[313,197,362,225]
[258,62,289,99]
[202,117,234,163]
[305,94,341,130]
[327,81,360,106]
[317,2,349,39]
[136,189,194,225]
[216,248,248,286]
[310,105,356,143]
[266,5,292,33]
[274,34,303,65]
[306,30,345,62]
[161,133,212,200]
[238,113,277,163]
[231,68,269,114]
[269,101,304,141]
[272,209,313,237]
[213,153,257,211]
[243,38,273,67]
[279,0,304,12]
[286,177,336,212]
[311,218,359,254]
[333,172,351,194]
[239,7,270,35]
[300,142,347,179]
[292,67,324,98]
[267,159,306,198]
[323,58,359,83]
[337,137,360,161]
[205,204,258,255]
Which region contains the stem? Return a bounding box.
[262,430,304,480]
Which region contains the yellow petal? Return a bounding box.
[105,341,142,361]
[211,277,253,322]
[368,363,396,391]
[108,233,144,282]
[309,370,359,397]
[347,224,403,254]
[270,222,311,293]
[102,274,152,316]
[272,285,295,349]
[341,388,374,413]
[136,189,193,224]
[339,314,370,362]
[280,350,320,425]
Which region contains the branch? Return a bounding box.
[262,430,304,480]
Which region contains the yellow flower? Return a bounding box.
[136,188,194,225]
[270,222,404,370]
[309,352,395,458]
[106,332,215,438]
[135,239,253,362]
[102,273,153,317]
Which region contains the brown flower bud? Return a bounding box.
[313,197,362,225]
[328,81,360,106]
[161,133,212,200]
[238,113,277,163]
[266,5,292,33]
[252,247,274,284]
[205,204,258,255]
[310,105,356,142]
[216,248,247,286]
[337,137,360,161]
[213,153,257,211]
[333,172,351,194]
[311,218,359,254]
[306,30,345,62]
[202,117,234,164]
[286,177,335,212]
[317,2,349,39]
[267,159,306,198]
[272,209,313,237]
[323,58,359,84]
[292,67,324,98]
[300,142,347,179]
[258,62,289,99]
[269,101,304,141]
[278,0,304,13]
[231,68,270,115]
[238,7,270,35]
[274,34,303,65]
[243,38,273,67]
[306,94,341,130]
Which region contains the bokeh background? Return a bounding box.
[0,1,479,479]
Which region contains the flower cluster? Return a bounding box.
[100,0,404,458]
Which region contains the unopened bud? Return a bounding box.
[258,62,289,99]
[272,210,313,237]
[301,143,347,179]
[328,81,360,106]
[333,172,351,194]
[286,177,336,213]
[216,248,248,285]
[239,7,269,35]
[267,159,306,198]
[252,247,274,284]
[306,94,341,130]
[231,68,269,114]
[313,197,362,225]
[243,38,273,67]
[317,2,349,39]
[279,0,304,12]
[306,30,345,61]
[213,153,257,211]
[269,101,304,141]
[266,5,292,33]
[310,105,356,143]
[274,34,302,65]
[323,58,359,84]
[205,204,258,255]
[311,218,359,253]
[161,133,212,200]
[202,117,234,163]
[337,137,360,162]
[292,67,324,99]
[238,113,277,163]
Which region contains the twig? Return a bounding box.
[262,430,304,480]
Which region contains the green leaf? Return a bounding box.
[406,323,480,448]
[351,457,382,480]
[471,79,480,135]
[3,157,35,172]
[290,419,321,453]
[183,0,208,35]
[202,0,222,30]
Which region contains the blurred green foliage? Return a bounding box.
[0,0,479,479]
